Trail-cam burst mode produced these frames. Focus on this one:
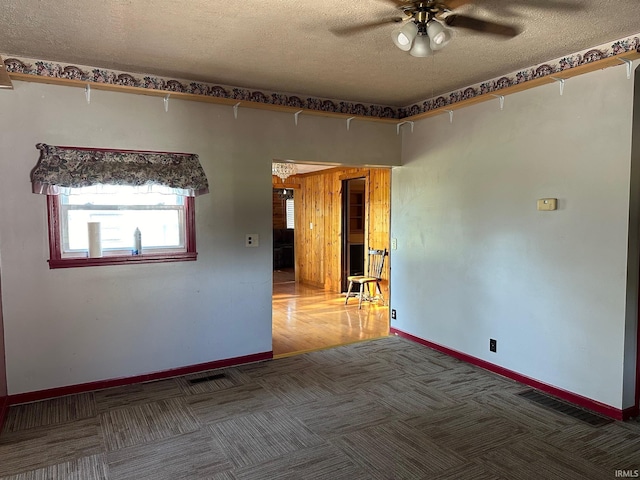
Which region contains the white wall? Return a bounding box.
[391,62,638,410]
[0,81,400,395]
[0,268,6,400]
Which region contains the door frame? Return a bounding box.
[340,176,368,292]
[339,171,371,293]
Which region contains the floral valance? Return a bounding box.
[31,143,209,196]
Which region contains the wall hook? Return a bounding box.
[619,58,633,80]
[163,94,170,112]
[491,94,505,110]
[444,110,454,123]
[346,117,355,131]
[550,77,566,96]
[85,84,91,104]
[396,121,414,135]
[294,110,303,126]
[233,102,241,119]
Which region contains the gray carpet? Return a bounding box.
[1,336,639,479]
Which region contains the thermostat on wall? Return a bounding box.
[537,198,557,211]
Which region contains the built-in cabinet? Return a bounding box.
[348,185,365,235]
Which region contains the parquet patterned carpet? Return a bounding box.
[1,336,639,479]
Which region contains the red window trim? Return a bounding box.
[46,195,197,269]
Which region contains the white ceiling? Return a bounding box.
[293,164,336,175]
[1,0,640,107]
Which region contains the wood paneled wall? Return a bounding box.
[290,167,391,298]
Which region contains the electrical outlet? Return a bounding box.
[391,238,398,250]
[391,309,396,320]
[245,234,259,247]
[489,338,497,353]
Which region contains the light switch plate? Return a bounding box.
[391,238,398,250]
[245,234,259,247]
[537,198,557,211]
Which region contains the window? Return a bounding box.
[47,187,196,268]
[31,144,208,269]
[286,198,295,229]
[61,187,185,254]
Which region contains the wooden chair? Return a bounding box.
[345,248,388,309]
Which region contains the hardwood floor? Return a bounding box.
[272,276,390,357]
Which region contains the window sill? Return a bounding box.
[48,252,197,269]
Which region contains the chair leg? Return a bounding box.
[345,281,353,305]
[376,281,384,304]
[358,283,365,309]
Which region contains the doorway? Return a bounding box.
[272,188,295,284]
[272,165,391,357]
[341,177,366,292]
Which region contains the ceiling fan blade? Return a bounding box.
[445,0,474,9]
[444,14,520,37]
[377,0,477,9]
[376,0,411,6]
[509,0,583,11]
[330,17,404,37]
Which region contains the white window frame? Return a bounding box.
[286,197,295,229]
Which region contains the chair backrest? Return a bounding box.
[367,249,388,279]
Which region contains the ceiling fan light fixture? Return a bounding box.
[426,19,452,50]
[392,21,418,51]
[409,34,432,57]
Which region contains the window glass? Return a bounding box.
[286,198,295,229]
[60,188,185,255]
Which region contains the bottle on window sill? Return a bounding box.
[133,227,142,255]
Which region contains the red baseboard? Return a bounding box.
[0,396,9,431]
[8,351,273,406]
[623,405,639,419]
[390,327,629,421]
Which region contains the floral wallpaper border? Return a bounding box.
[398,34,640,118]
[1,56,398,119]
[3,32,639,121]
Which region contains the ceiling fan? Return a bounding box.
[330,0,521,57]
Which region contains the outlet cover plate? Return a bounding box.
[245,234,259,247]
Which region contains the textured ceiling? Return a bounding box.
[2,0,640,107]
